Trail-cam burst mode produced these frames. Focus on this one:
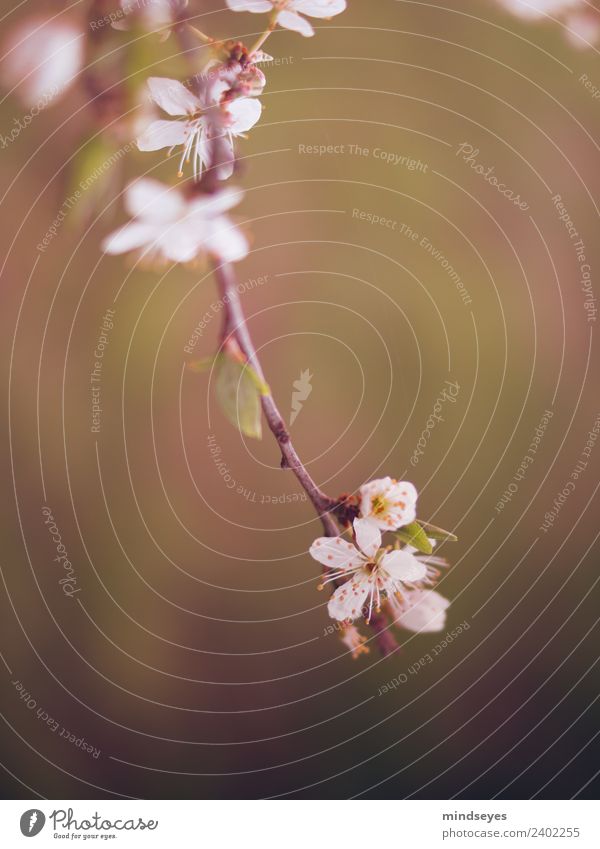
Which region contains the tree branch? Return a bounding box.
[213,262,338,537]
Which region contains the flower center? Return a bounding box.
[371,495,388,516]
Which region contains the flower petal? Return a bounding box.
[394,590,450,633]
[189,186,244,217]
[227,97,262,134]
[137,119,187,151]
[353,518,381,560]
[202,218,248,263]
[147,76,200,116]
[124,178,185,222]
[327,572,370,621]
[380,549,427,583]
[277,9,314,35]
[309,537,364,571]
[101,221,157,255]
[226,0,273,10]
[293,0,347,18]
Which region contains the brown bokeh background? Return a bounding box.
[1,0,599,798]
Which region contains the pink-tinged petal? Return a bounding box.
[276,9,314,35]
[293,0,347,18]
[327,572,370,621]
[394,590,450,633]
[353,518,381,560]
[380,550,427,583]
[160,230,203,263]
[137,119,187,151]
[2,17,84,106]
[189,186,244,217]
[147,76,200,116]
[309,537,364,571]
[204,219,249,263]
[226,0,273,10]
[124,178,185,222]
[227,97,262,134]
[101,221,157,255]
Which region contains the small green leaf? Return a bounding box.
[394,521,434,554]
[418,520,458,543]
[216,357,262,439]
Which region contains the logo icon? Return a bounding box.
[20,810,45,837]
[290,369,313,426]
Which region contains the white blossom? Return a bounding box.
[226,0,346,37]
[101,179,248,265]
[137,76,261,180]
[357,477,418,532]
[1,16,84,107]
[310,519,427,623]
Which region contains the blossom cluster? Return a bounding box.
[310,477,451,646]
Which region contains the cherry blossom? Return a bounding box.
[137,76,262,180]
[226,0,347,38]
[1,16,84,107]
[356,477,418,532]
[101,179,248,264]
[388,589,450,633]
[310,519,427,622]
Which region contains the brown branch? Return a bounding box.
[213,263,338,537]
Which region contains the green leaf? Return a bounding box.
[418,520,458,543]
[394,521,434,554]
[216,357,263,439]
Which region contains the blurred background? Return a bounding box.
[1,0,599,799]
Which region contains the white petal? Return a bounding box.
[380,550,427,583]
[327,572,370,621]
[292,0,347,18]
[353,518,381,560]
[204,218,249,263]
[147,76,200,116]
[395,590,450,633]
[160,229,203,263]
[101,221,157,254]
[227,97,262,134]
[124,178,185,222]
[3,17,84,106]
[189,186,244,217]
[309,537,364,571]
[137,119,187,151]
[226,0,273,10]
[276,9,314,35]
